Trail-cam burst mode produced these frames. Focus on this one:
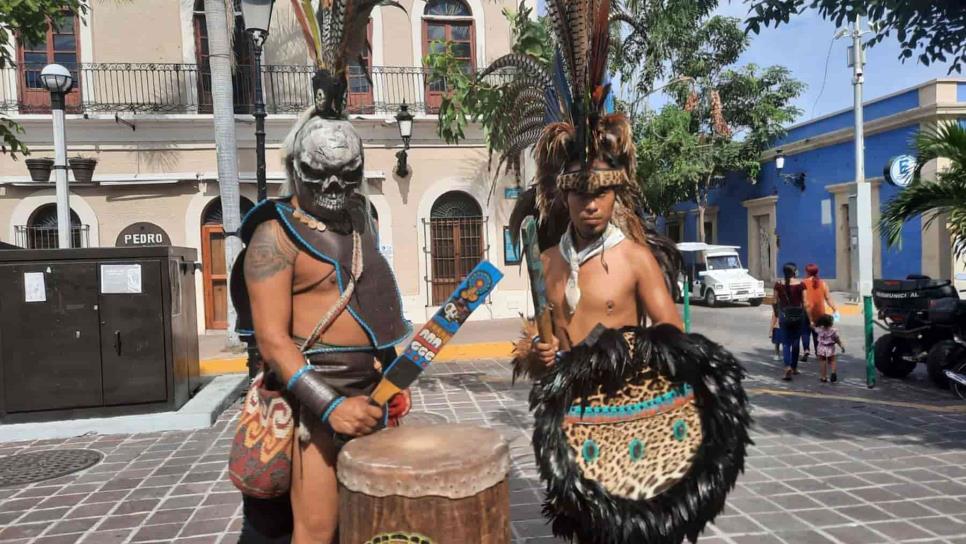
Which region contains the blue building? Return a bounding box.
[663,79,966,293]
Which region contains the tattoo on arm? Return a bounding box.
[245,222,299,281]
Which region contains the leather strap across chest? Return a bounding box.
[274,203,410,351]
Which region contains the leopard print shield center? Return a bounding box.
[563,368,702,501]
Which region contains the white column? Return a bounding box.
[51,99,72,248]
[853,18,872,298]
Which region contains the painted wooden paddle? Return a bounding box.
[370,260,504,405]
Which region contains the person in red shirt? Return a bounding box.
[803,263,838,355]
[774,262,806,380]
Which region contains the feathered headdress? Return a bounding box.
[482,0,681,292]
[291,0,404,118]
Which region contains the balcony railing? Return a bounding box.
[14,225,90,249]
[1,63,505,116]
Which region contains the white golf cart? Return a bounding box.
[676,242,765,307]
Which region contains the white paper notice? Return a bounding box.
[821,199,832,225]
[101,264,142,294]
[24,272,46,302]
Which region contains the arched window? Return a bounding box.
[428,191,483,305]
[20,204,85,249]
[422,0,474,112]
[201,197,255,329]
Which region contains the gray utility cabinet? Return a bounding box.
[0,247,200,423]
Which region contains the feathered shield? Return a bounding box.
[531,325,752,544]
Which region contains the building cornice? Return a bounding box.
[781,78,966,133]
[1,115,486,148]
[741,195,778,208]
[765,102,966,158]
[825,177,883,195]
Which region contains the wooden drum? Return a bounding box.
[337,423,510,544]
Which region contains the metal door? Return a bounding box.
[0,263,102,412]
[848,195,859,292]
[98,260,167,405]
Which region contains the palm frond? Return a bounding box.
[879,121,966,260]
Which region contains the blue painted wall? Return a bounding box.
[778,89,919,147]
[656,81,966,286]
[667,122,924,282]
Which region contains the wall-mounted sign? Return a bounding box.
[116,222,171,247]
[504,226,522,265]
[504,186,522,200]
[884,155,917,188]
[101,264,142,294]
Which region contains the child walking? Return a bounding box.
[814,314,845,383]
[769,304,782,361]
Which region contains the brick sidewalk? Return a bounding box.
[1,359,965,543]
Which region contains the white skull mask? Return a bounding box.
[290,118,364,213]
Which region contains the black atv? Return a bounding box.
[872,276,958,383]
[926,295,966,390]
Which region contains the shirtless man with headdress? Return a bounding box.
[479,2,753,542]
[230,2,410,543]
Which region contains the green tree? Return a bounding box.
[611,0,720,117]
[0,0,87,158]
[634,106,707,217]
[744,0,966,74]
[649,17,804,242]
[879,122,966,260]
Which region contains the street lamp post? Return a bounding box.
[394,100,414,177]
[849,15,876,388]
[241,0,275,202]
[40,64,74,249]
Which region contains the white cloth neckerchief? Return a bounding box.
[558,222,625,316]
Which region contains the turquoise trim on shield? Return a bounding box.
[672,419,688,441]
[628,438,645,462]
[581,439,600,463]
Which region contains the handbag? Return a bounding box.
[777,284,805,326]
[228,370,296,499]
[228,231,363,498]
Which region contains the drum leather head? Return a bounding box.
[338,423,509,499]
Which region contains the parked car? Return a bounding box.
[676,243,765,307]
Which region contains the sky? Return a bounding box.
[536,1,959,124]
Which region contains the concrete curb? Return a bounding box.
[0,374,246,443]
[200,342,517,376]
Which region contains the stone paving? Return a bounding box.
[1,307,965,543]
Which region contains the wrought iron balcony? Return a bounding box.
[14,225,90,249]
[1,63,496,116]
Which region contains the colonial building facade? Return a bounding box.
[662,79,966,293]
[0,0,536,333]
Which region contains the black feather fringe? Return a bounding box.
[530,325,753,544]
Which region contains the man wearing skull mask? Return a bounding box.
[229,3,412,542]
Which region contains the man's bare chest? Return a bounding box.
[292,253,339,295]
[547,257,637,314]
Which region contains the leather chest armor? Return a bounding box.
[232,199,412,352]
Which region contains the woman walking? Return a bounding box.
[803,264,838,355]
[774,263,806,381]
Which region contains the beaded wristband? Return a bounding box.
[286,364,314,391]
[321,396,347,424]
